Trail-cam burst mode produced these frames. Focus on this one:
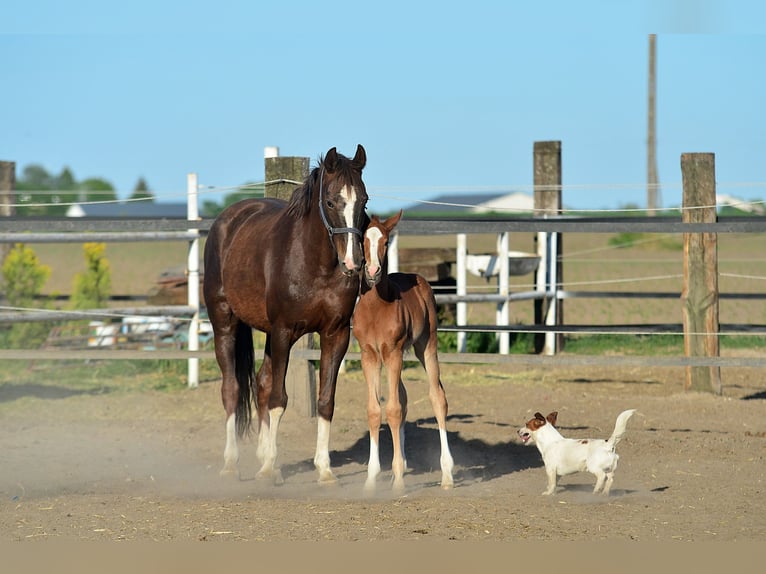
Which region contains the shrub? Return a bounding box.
[1,243,53,348]
[71,243,112,309]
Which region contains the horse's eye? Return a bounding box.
[326,200,335,209]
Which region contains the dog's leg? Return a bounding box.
[543,467,558,495]
[593,470,607,494]
[602,472,615,496]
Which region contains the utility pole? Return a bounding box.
[647,34,659,215]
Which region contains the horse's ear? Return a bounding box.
[324,147,339,173]
[383,209,402,232]
[352,144,366,170]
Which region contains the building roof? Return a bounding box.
[66,202,188,218]
[404,192,533,214]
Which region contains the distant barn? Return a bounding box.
[66,202,187,218]
[404,191,533,215]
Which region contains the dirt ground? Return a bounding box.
[1,356,764,542]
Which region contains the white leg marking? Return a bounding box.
[256,407,284,485]
[365,435,381,493]
[314,417,336,484]
[400,424,408,472]
[439,428,455,488]
[220,413,239,477]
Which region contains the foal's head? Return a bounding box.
[363,210,403,288]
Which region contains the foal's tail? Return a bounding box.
[606,409,637,449]
[234,322,255,438]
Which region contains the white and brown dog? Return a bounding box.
[518,409,636,496]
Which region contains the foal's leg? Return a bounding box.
[361,346,383,493]
[384,349,408,493]
[415,336,454,489]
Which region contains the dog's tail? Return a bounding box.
[606,409,636,449]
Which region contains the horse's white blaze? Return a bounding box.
[340,184,358,270]
[365,226,384,277]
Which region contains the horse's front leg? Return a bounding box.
[384,348,408,493]
[361,346,383,494]
[314,328,351,484]
[255,333,289,485]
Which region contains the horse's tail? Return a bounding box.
[234,322,255,438]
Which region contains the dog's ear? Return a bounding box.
[546,412,558,426]
[530,412,547,430]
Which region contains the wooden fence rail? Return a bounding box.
[3,147,766,400]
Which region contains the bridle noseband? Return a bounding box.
[317,167,365,240]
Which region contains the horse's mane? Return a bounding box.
[285,167,317,219]
[285,152,362,219]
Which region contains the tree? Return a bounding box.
[14,164,118,215]
[130,177,154,201]
[15,164,54,216]
[79,178,117,204]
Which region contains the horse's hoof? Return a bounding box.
[317,471,337,485]
[219,468,240,480]
[256,468,284,486]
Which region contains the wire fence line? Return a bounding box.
[6,180,766,214]
[1,211,765,370]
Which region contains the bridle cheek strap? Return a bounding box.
[318,167,364,239]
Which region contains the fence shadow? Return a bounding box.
[0,383,109,403]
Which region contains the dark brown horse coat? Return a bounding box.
[203,145,369,483]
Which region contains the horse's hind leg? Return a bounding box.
[415,337,454,489]
[210,316,242,478]
[254,336,285,485]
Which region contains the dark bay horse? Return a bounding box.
[203,145,369,484]
[352,211,454,493]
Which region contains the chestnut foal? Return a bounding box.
[352,211,454,493]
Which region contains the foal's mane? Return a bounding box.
[285,152,362,219]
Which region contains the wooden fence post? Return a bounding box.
[264,149,317,417]
[533,141,563,355]
[0,161,15,265]
[681,153,721,394]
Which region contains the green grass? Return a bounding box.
[563,333,766,355]
[0,357,222,395]
[562,333,684,355]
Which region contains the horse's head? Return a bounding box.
[363,210,402,288]
[318,144,369,276]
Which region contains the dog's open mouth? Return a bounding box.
[518,431,531,444]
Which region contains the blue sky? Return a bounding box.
[2,1,765,214]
